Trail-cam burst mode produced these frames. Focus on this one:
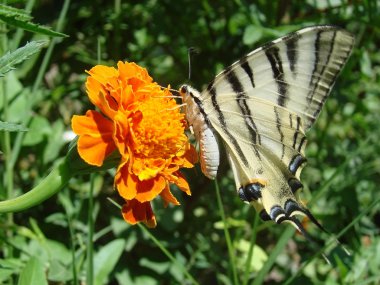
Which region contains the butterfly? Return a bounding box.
[179,25,355,238]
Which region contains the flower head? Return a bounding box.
[72,61,197,227]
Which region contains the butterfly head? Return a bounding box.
[179,84,202,101]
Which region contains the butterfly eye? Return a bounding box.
[180,85,188,94]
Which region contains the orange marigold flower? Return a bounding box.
[72,61,197,227]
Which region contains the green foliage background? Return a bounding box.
[1,0,380,284]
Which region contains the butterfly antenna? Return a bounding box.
[187,47,199,81]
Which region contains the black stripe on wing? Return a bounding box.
[291,116,307,154]
[265,46,289,107]
[311,33,354,120]
[239,55,255,88]
[308,30,337,106]
[285,33,300,73]
[223,66,261,149]
[273,106,285,159]
[208,83,250,166]
[187,89,213,128]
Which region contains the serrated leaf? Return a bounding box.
[17,257,48,285]
[0,14,67,37]
[0,120,28,132]
[0,4,32,21]
[0,41,47,77]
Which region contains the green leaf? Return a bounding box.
[0,12,67,37]
[243,25,263,46]
[17,257,48,285]
[360,50,373,77]
[22,115,52,146]
[47,259,73,282]
[0,4,32,21]
[140,258,170,274]
[45,240,72,282]
[0,268,14,283]
[236,239,268,272]
[43,120,65,163]
[0,71,22,110]
[0,120,28,132]
[0,41,47,77]
[94,239,126,285]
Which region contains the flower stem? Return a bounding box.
[87,173,95,285]
[214,179,239,285]
[0,17,14,277]
[0,158,72,213]
[65,203,78,285]
[138,223,200,285]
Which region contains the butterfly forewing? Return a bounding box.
[206,26,354,130]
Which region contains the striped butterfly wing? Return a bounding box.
[199,26,354,233]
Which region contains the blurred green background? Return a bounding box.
[1,0,380,284]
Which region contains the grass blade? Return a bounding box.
[214,179,240,285]
[252,226,295,285]
[243,212,260,285]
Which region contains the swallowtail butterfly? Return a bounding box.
[180,25,354,237]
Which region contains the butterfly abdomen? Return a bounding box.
[180,85,220,179]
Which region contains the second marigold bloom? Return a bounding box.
[71,61,197,227]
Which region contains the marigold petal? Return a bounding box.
[135,175,166,202]
[160,184,180,207]
[117,61,153,90]
[87,65,119,85]
[132,158,166,181]
[71,110,116,166]
[113,111,132,157]
[174,144,198,168]
[122,200,156,228]
[86,77,118,119]
[184,144,199,166]
[174,172,191,196]
[115,162,137,200]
